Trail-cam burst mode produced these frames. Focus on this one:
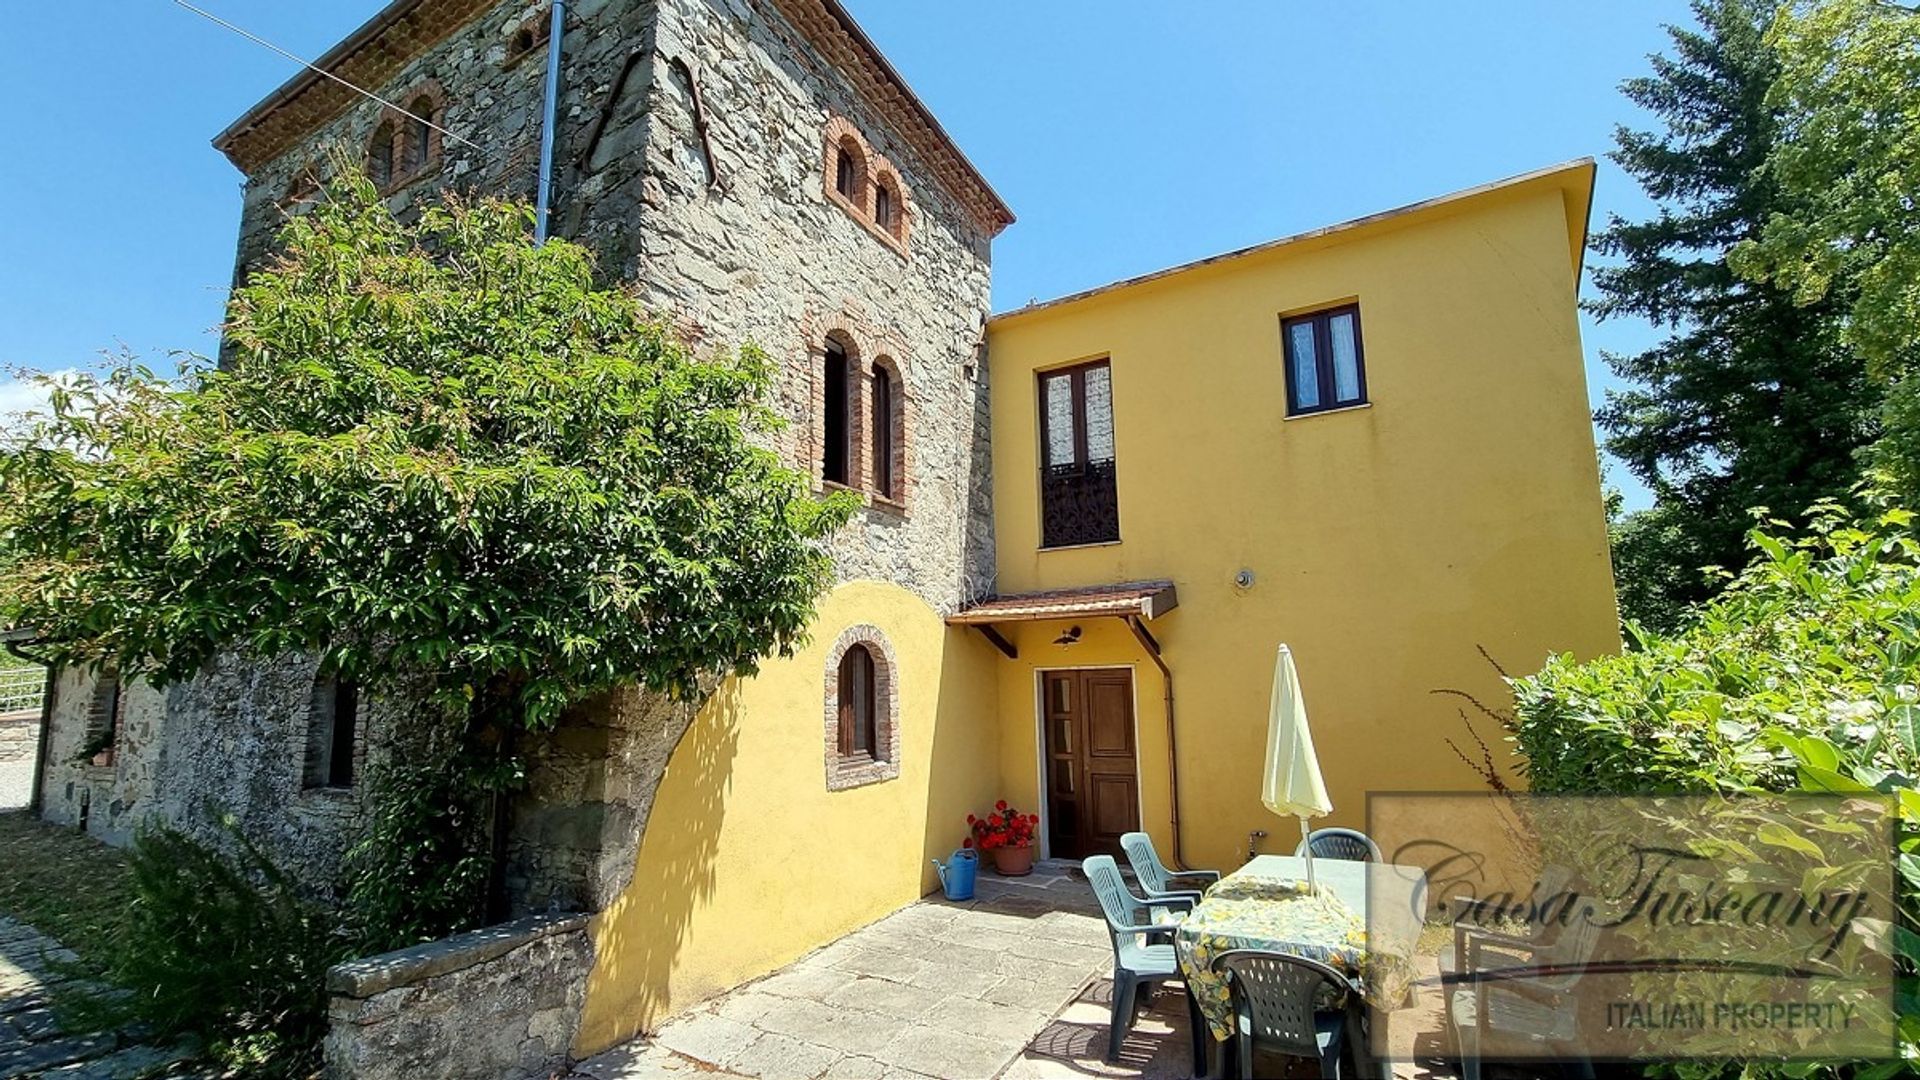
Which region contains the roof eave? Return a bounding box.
[990,158,1598,325]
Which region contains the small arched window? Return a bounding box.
[835,145,859,201]
[368,122,396,190]
[404,96,438,175]
[837,644,877,759]
[871,362,896,501]
[874,183,894,232]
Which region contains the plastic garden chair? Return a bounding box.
[1294,827,1382,863]
[1082,854,1206,1064]
[1211,949,1354,1079]
[1447,890,1601,1080]
[1119,830,1221,906]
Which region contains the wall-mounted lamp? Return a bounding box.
[1052,625,1082,647]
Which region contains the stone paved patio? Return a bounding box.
[568,864,1458,1080]
[0,916,193,1079]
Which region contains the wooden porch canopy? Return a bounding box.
[946,580,1177,659]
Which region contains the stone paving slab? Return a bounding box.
[569,863,1113,1080]
[568,861,1461,1080]
[0,916,195,1080]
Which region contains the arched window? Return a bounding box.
[874,183,894,232]
[835,143,860,201]
[403,96,438,175]
[837,644,876,758]
[368,121,396,190]
[824,626,899,790]
[822,337,852,486]
[871,362,897,501]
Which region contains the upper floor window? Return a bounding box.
[822,337,852,487]
[1038,360,1119,548]
[368,121,396,190]
[304,674,359,790]
[834,141,864,203]
[822,117,909,254]
[403,96,438,175]
[871,361,898,502]
[1282,304,1367,416]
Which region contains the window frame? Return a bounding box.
[368,121,397,191]
[836,644,877,760]
[1281,303,1369,417]
[871,363,896,501]
[1036,358,1121,548]
[822,339,852,487]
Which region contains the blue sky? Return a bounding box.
[0,1,1684,506]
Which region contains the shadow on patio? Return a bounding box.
[571,862,1466,1079]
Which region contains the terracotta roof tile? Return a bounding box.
[948,581,1177,624]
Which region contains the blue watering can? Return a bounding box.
[932,848,978,901]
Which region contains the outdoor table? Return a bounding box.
[1174,854,1428,1079]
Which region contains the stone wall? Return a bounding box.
[35,655,431,893]
[36,667,168,846]
[324,912,593,1080]
[631,0,998,611]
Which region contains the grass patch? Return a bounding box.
[0,810,134,968]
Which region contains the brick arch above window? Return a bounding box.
[823,625,901,791]
[820,115,909,257]
[393,79,449,188]
[870,158,911,249]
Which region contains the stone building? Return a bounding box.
[30,0,1621,1075]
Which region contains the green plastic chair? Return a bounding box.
[1212,949,1354,1078]
[1294,827,1382,863]
[1082,854,1205,1063]
[1119,830,1220,906]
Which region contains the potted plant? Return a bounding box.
[967,801,1039,876]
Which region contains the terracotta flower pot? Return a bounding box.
[990,844,1035,877]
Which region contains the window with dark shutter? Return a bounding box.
[404,97,436,175]
[823,340,851,486]
[872,364,895,500]
[368,122,396,190]
[1037,359,1120,548]
[837,644,876,759]
[835,146,858,201]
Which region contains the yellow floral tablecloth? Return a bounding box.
[1174,856,1425,1042]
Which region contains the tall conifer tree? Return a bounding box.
[1591,0,1873,629]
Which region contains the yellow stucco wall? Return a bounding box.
[983,164,1621,873]
[574,578,1002,1053]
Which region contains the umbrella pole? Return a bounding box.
[1298,816,1315,891]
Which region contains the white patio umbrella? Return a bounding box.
[1262,643,1333,889]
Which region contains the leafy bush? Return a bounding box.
[1512,498,1920,1077]
[94,825,352,1077]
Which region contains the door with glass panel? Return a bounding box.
[1041,668,1140,859]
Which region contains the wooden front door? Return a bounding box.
[1041,668,1141,859]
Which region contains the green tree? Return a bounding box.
[1732,0,1920,496]
[1590,0,1875,630]
[0,172,854,937]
